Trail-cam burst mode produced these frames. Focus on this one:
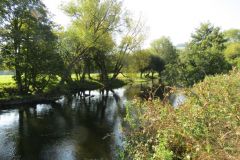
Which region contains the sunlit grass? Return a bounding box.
[0,73,154,86]
[0,75,15,83]
[70,73,153,83]
[0,75,15,86]
[0,72,154,99]
[0,75,16,99]
[117,72,159,83]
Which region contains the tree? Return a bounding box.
[148,55,165,78]
[57,27,87,82]
[224,29,240,68]
[184,23,231,85]
[150,36,176,64]
[62,0,120,83]
[0,0,63,94]
[189,23,227,51]
[63,0,144,84]
[110,17,145,80]
[129,49,151,77]
[224,29,240,43]
[148,37,176,80]
[162,23,231,86]
[224,42,240,68]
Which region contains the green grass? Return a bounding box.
[0,75,15,84]
[0,73,154,100]
[70,72,155,83]
[115,73,159,83]
[0,75,17,99]
[0,73,153,89]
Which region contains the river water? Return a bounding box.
[0,83,184,160]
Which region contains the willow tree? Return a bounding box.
[62,0,144,84]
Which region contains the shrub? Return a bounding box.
[125,69,240,159]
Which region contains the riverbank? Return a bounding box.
[0,79,119,107]
[0,73,156,107]
[0,96,59,108]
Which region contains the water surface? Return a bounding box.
[0,83,184,159]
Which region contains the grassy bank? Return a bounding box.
[125,69,240,159]
[0,75,17,99]
[0,73,153,104]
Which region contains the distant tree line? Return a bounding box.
[126,23,240,87]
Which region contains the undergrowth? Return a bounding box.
[124,69,240,160]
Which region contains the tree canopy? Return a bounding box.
[60,0,144,83]
[162,23,231,86]
[0,0,63,94]
[150,36,176,63]
[224,29,240,43]
[0,1,238,94]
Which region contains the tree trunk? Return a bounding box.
[75,70,79,81]
[60,69,73,85]
[15,67,23,94]
[151,71,154,79]
[81,71,86,82]
[87,65,92,79]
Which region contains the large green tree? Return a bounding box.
[150,36,177,64]
[128,49,151,77]
[62,0,120,83]
[0,0,63,94]
[62,0,144,84]
[183,23,231,86]
[162,23,231,86]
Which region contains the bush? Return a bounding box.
[125,69,240,159]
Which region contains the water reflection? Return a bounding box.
[169,93,186,107]
[0,83,184,159]
[0,88,128,159]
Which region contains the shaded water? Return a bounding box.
[0,83,184,159]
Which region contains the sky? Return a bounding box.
[42,0,240,46]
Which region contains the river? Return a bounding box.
[0,83,185,159]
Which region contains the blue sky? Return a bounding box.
[42,0,240,46]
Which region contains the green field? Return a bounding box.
[0,73,154,99]
[0,75,15,84]
[0,73,156,86]
[0,75,16,98]
[0,73,155,85]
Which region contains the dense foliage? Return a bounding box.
[161,23,231,86]
[1,0,239,96]
[125,69,240,159]
[0,0,144,96]
[0,0,64,94]
[224,29,240,68]
[126,37,175,79]
[60,0,144,84]
[0,1,240,159]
